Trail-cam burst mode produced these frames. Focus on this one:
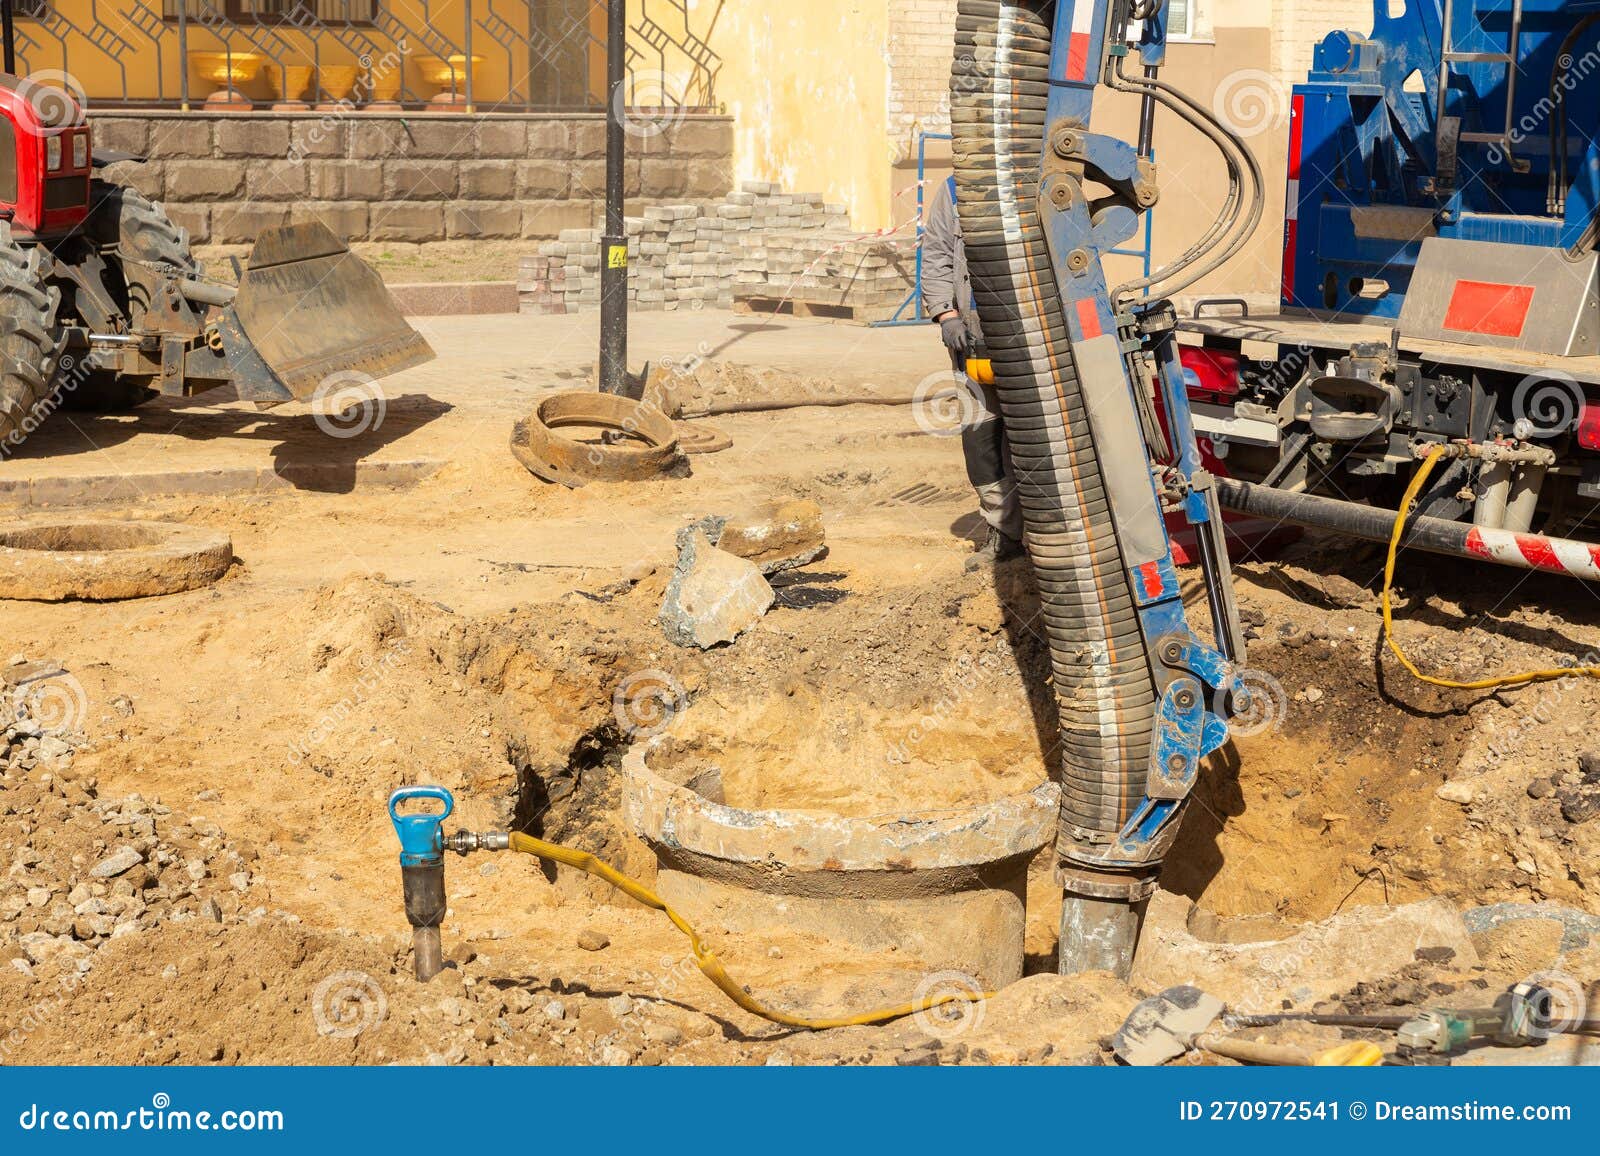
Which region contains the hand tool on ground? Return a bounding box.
[1113,986,1383,1067]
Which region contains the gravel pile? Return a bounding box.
[3,676,263,978]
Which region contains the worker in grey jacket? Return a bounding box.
[923,176,1024,569]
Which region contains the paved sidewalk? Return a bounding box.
[0,310,943,508]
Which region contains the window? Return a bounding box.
[163,0,377,25]
[1166,0,1205,41]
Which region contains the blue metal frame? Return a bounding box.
[873,131,953,328]
[1284,0,1600,317]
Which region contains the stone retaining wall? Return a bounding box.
[88,111,734,247]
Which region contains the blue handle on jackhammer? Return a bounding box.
[388,786,454,867]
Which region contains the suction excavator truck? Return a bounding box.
[0,4,433,455]
[386,0,1600,1008]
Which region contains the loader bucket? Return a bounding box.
[220,222,434,402]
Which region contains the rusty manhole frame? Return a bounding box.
[511,391,687,488]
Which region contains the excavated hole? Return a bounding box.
[1164,634,1473,929]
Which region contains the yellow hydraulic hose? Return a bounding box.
[1383,446,1600,690]
[506,832,993,1030]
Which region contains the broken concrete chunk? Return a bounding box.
[659,528,774,649]
[89,845,144,879]
[715,499,827,575]
[1133,891,1478,1009]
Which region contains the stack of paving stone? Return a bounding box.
[520,182,914,318]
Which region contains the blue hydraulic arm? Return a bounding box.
[1038,0,1252,875]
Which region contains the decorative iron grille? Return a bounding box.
[7,0,722,113]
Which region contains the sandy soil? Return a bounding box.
[2,340,1598,1066]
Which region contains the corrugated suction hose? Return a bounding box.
[950,2,1158,853]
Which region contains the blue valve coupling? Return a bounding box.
[389,785,454,868]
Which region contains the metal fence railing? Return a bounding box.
[6,0,722,114]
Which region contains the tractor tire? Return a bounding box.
[0,223,66,453]
[65,181,201,413]
[88,179,199,290]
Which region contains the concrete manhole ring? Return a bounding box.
[675,421,733,455]
[510,390,687,488]
[0,521,235,602]
[622,740,1060,989]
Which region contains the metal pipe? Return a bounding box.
[463,0,475,114]
[1136,64,1159,157]
[598,0,629,397]
[178,1,190,111]
[1504,463,1547,534]
[1059,888,1148,978]
[1216,476,1600,582]
[177,278,238,307]
[1475,460,1512,529]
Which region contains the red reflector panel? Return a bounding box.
[1074,297,1103,339]
[1441,280,1535,338]
[1578,403,1600,450]
[1179,345,1242,399]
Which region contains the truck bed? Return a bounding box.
[1177,310,1600,385]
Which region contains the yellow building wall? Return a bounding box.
[703,1,893,232]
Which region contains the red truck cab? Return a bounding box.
[0,73,91,238]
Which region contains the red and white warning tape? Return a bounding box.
[1464,526,1600,582]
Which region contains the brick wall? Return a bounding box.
[1271,0,1375,82]
[87,112,735,247]
[887,0,959,153]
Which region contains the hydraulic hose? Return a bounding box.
[1382,448,1600,691]
[505,832,991,1030]
[950,2,1159,918]
[1108,54,1266,301]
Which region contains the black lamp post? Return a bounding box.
[598,0,629,396]
[3,0,17,76]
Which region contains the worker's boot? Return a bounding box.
[965,528,1024,571]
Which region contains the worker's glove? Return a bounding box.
[940,314,971,360]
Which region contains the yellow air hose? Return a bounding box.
[506,832,994,1031]
[1383,446,1600,690]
